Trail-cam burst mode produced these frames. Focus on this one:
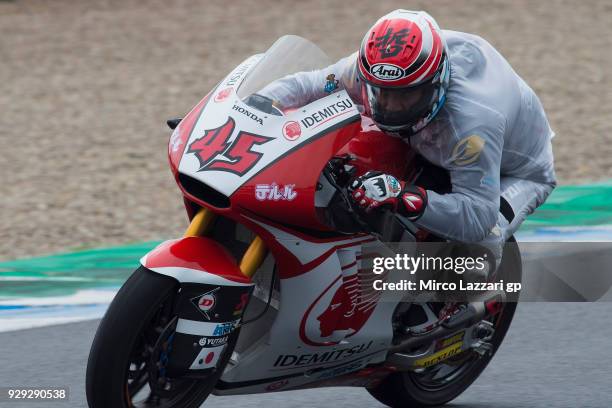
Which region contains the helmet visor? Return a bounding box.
[365,81,439,131]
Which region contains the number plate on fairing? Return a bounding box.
[178,90,359,198]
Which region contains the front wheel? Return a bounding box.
[86,267,236,408]
[368,237,521,407]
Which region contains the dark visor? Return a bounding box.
[365,80,440,130]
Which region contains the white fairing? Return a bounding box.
[139,264,252,287]
[214,220,400,394]
[178,40,360,198]
[176,318,241,337]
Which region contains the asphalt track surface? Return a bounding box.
[1,303,611,408]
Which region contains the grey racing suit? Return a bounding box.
[259,30,557,262]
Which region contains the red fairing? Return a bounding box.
[143,236,251,285]
[337,116,416,180]
[231,120,361,230]
[233,210,375,280]
[168,92,212,177]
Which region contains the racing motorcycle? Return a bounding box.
[86,35,521,408]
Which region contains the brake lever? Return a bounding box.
[326,155,356,186]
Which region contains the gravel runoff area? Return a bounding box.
[1,0,611,261]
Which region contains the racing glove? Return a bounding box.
[349,171,428,221]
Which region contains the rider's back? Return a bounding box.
[439,30,556,184]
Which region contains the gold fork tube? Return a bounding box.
[184,207,216,237]
[185,207,266,278]
[239,236,267,278]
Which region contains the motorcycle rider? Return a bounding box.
[259,9,557,268]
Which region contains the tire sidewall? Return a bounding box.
[86,267,237,408]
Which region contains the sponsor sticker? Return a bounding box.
[370,63,404,81]
[190,288,220,320]
[272,341,373,368]
[437,331,465,350]
[300,98,355,129]
[255,183,297,201]
[324,74,339,93]
[198,294,215,312]
[189,343,227,370]
[232,104,264,125]
[225,61,254,87]
[199,335,229,348]
[414,341,463,368]
[451,135,485,166]
[214,87,233,103]
[282,121,302,141]
[169,128,182,153]
[212,319,240,336]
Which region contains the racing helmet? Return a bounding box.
[357,10,450,134]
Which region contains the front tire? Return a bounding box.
[86,267,235,408]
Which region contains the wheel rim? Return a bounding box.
[408,303,507,392]
[123,289,211,407]
[409,241,520,393]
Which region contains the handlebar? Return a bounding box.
[323,155,418,239]
[323,157,375,235]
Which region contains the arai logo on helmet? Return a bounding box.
[370,63,404,81]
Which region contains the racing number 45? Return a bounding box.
[187,117,273,176]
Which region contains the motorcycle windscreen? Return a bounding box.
[236,34,333,109]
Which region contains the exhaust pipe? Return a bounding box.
[389,290,505,354]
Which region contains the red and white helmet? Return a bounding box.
[358,10,450,134]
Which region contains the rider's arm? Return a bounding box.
[414,124,505,243]
[258,52,362,109]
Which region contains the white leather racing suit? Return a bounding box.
[259,30,557,259]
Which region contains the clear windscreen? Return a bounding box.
[236,35,332,113]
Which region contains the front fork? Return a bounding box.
[185,207,268,279]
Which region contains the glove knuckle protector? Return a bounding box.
[398,185,428,220]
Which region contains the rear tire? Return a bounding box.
[86,267,236,408]
[368,237,521,407]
